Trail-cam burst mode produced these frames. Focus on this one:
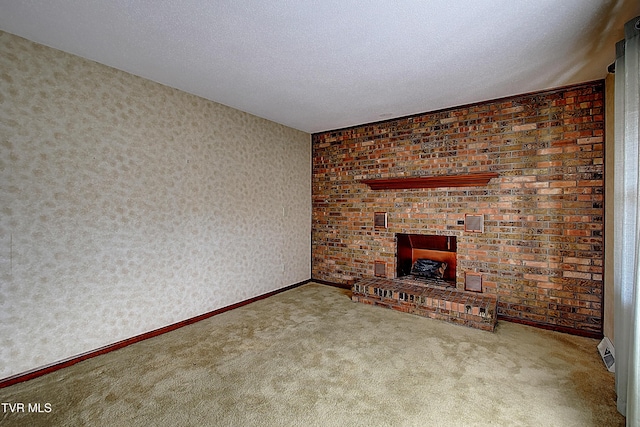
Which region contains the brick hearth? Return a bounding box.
[353,277,498,331]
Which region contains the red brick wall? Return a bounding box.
[312,81,604,336]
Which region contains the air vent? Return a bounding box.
[465,272,483,292]
[374,261,386,277]
[374,212,388,229]
[597,337,615,372]
[465,214,484,233]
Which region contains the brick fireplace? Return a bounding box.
[351,233,498,331]
[312,81,604,337]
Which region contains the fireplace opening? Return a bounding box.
[396,233,457,287]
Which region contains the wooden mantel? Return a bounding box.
[360,172,499,190]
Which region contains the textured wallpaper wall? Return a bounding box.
[0,31,311,379]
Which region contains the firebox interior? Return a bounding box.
[396,233,457,283]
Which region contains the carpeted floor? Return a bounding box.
[0,282,623,426]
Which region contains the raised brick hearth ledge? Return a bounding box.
[352,277,498,332]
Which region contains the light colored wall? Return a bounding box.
[604,73,615,340]
[0,31,311,379]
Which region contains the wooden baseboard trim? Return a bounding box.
[0,279,311,389]
[497,314,603,339]
[311,278,352,289]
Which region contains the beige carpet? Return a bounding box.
[0,282,623,426]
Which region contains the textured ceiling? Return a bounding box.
[0,1,638,133]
